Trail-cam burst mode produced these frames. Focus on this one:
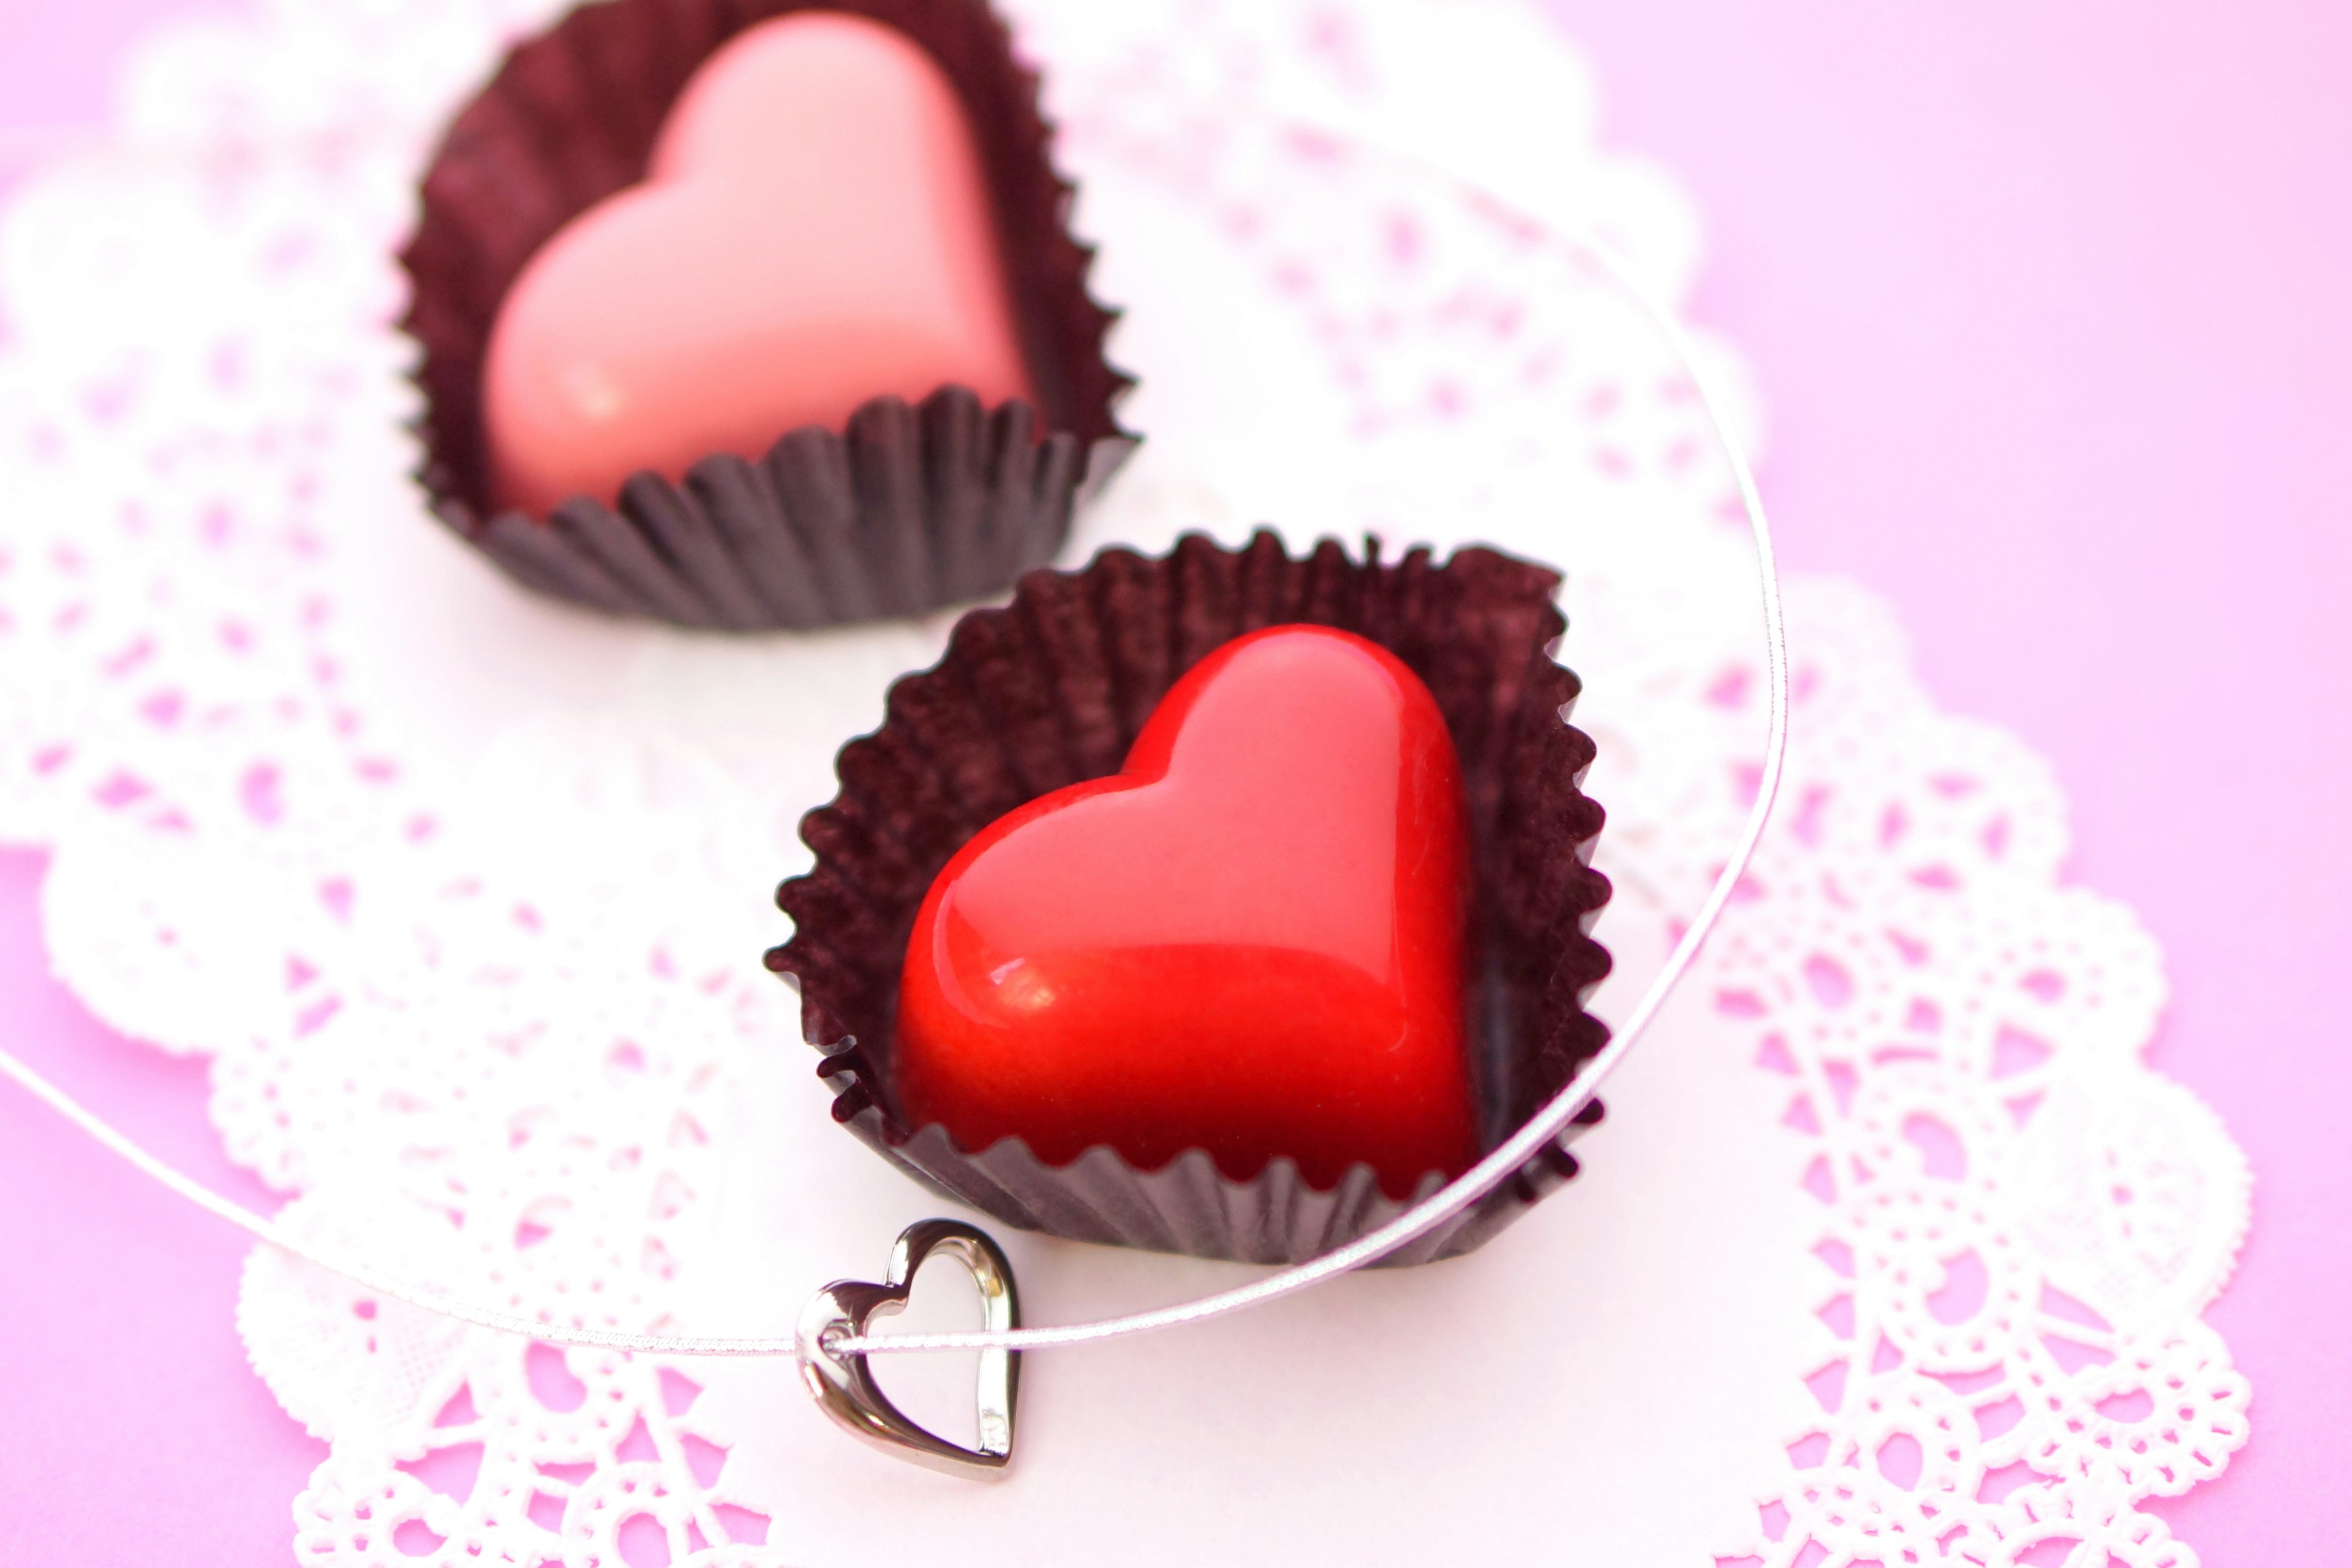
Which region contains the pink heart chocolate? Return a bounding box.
[481,12,1036,516]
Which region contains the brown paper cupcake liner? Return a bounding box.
[399,0,1136,630]
[768,530,1614,1266]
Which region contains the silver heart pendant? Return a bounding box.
[796,1219,1020,1477]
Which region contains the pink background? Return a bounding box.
[4,0,2347,1559]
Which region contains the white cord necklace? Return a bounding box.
[0,192,1788,1476]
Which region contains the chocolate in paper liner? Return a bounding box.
[767,531,1614,1266]
[399,0,1135,630]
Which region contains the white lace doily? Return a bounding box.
[0,1,2248,1563]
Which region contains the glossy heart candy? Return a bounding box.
[896,624,1478,1198]
[481,12,1036,514]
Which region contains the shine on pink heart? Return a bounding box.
[482,12,1036,515]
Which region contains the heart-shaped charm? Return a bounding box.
[895,624,1479,1197]
[483,12,1035,514]
[796,1219,1020,1477]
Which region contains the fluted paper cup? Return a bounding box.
[768,530,1614,1265]
[398,0,1134,630]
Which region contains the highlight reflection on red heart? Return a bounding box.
[896,624,1479,1197]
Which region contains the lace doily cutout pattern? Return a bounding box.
[1662,586,2251,1568]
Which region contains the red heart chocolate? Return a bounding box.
[481,11,1036,515]
[895,624,1479,1197]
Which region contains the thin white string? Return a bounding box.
[836,214,1789,1356]
[0,162,1786,1365]
[0,1046,802,1357]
